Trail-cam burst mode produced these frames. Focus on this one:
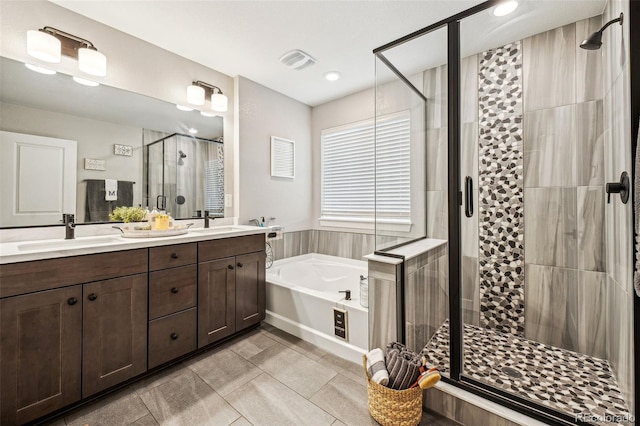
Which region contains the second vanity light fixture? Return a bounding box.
[26,27,107,77]
[186,80,228,112]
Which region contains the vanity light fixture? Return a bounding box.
[187,80,228,112]
[493,0,518,16]
[26,27,107,77]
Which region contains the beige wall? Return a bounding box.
[237,77,312,231]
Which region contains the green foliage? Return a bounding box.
[109,206,147,223]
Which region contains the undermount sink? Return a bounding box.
[17,237,122,251]
[189,226,246,234]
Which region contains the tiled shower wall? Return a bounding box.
[425,16,615,360]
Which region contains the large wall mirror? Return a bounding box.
[0,56,224,228]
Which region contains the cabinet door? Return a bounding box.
[1,286,82,425]
[198,257,235,347]
[82,274,147,397]
[235,251,266,331]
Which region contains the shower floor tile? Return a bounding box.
[422,321,631,425]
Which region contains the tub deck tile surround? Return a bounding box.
[52,325,461,426]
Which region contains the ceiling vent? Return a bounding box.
[279,49,316,70]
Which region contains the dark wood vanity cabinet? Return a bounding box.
[0,233,266,424]
[147,243,198,369]
[82,274,148,396]
[197,234,266,348]
[0,249,147,425]
[0,286,82,425]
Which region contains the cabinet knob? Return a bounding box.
[67,297,78,306]
[170,333,179,340]
[88,293,98,301]
[228,264,234,270]
[171,253,179,259]
[171,287,179,294]
[237,262,243,268]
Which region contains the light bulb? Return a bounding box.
[27,30,61,63]
[187,85,205,106]
[324,71,341,81]
[494,1,518,16]
[78,48,107,77]
[211,92,228,112]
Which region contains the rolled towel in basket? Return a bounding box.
[366,348,389,386]
[386,342,423,390]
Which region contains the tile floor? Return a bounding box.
[423,321,631,426]
[45,324,459,426]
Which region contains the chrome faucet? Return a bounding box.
[62,214,75,239]
[204,210,215,228]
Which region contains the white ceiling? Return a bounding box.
[51,0,606,107]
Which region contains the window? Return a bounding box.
[320,111,411,227]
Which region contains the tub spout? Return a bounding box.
[339,290,351,301]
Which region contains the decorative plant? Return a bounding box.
[109,206,147,223]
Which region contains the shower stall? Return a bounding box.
[373,1,635,424]
[145,133,224,219]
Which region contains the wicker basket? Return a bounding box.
[363,355,423,426]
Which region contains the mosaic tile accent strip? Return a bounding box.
[423,321,631,425]
[478,41,525,335]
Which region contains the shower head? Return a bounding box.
[580,13,623,50]
[178,150,187,159]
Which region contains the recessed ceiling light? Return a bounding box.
[324,71,341,81]
[200,111,218,117]
[176,104,193,111]
[494,1,518,16]
[188,128,198,134]
[25,63,56,75]
[72,76,99,87]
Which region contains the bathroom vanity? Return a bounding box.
[0,227,266,425]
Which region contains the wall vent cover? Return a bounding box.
[279,49,316,70]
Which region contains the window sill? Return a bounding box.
[318,217,412,233]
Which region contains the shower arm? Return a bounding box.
[599,13,623,33]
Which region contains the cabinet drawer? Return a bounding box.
[149,243,196,271]
[149,265,197,319]
[198,234,265,262]
[148,308,197,369]
[0,249,147,298]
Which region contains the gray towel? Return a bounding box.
[85,180,134,222]
[385,342,422,390]
[634,124,640,297]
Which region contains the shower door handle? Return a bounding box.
[464,176,473,218]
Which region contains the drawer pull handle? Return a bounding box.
[170,333,179,340]
[237,262,243,268]
[171,287,179,294]
[88,293,98,301]
[67,297,78,306]
[171,253,179,259]
[228,265,234,270]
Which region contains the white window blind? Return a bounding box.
[204,158,224,215]
[321,111,411,223]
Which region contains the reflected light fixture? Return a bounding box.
[187,80,228,112]
[200,111,218,118]
[176,104,194,111]
[25,63,57,75]
[72,76,99,87]
[26,27,107,77]
[188,128,198,134]
[493,0,518,16]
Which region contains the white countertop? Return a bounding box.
[0,225,268,264]
[364,238,447,264]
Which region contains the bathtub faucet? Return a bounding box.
[339,290,351,301]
